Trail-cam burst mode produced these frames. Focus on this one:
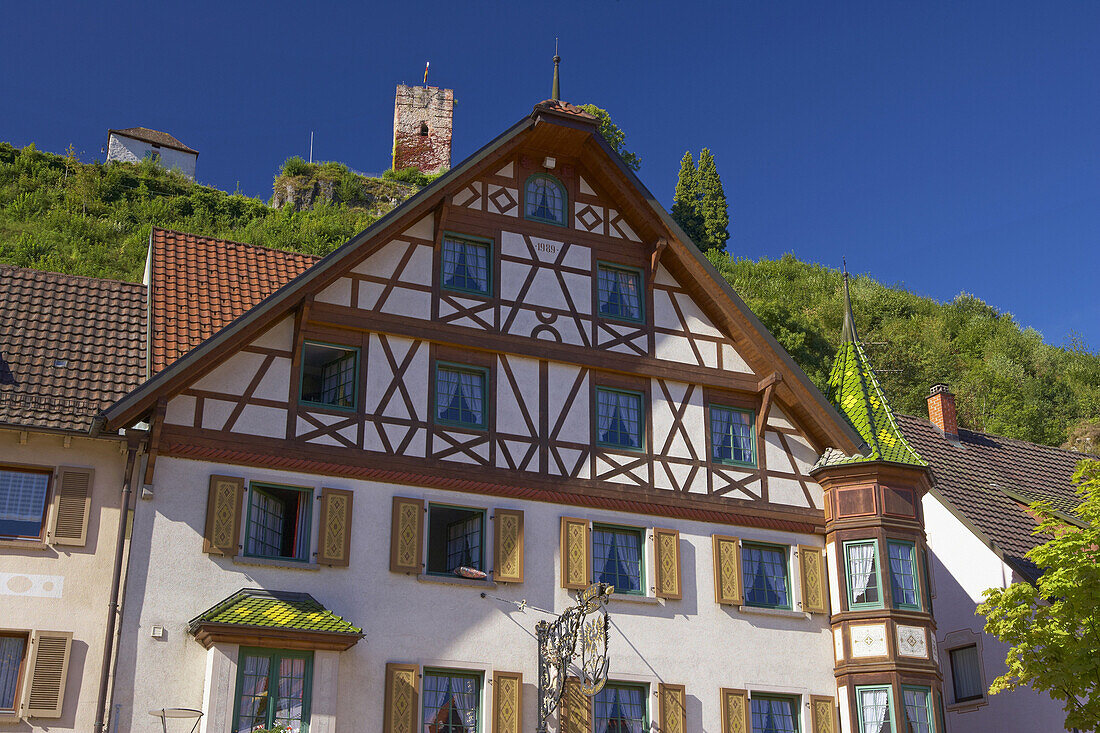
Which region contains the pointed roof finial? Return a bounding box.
[551,40,561,101]
[841,258,858,344]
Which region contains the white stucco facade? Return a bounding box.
[106,133,196,179]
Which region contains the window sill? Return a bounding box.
[232,555,320,571]
[945,698,988,713]
[0,539,49,551]
[0,714,21,726]
[417,573,498,589]
[737,605,810,620]
[608,594,662,606]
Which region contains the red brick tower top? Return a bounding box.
[392,84,454,175]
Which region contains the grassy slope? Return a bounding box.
[1,141,1096,446]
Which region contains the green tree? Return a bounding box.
[577,104,641,171]
[672,152,705,249]
[696,148,729,252]
[977,459,1100,731]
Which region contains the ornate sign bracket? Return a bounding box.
[536,583,614,733]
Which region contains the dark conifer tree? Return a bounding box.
[671,151,705,249]
[696,148,729,252]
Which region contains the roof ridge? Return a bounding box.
[0,263,146,290]
[895,412,1100,460]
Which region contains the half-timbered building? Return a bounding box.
[102,99,880,733]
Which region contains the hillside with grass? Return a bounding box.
[1,141,1096,448]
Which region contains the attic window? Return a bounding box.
[299,342,358,410]
[420,123,429,137]
[524,174,567,226]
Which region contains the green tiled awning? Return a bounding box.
[815,278,926,469]
[188,589,362,636]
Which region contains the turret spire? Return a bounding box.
[551,40,561,101]
[841,259,858,344]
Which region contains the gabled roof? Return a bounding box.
[108,127,198,155]
[0,264,146,433]
[147,229,317,374]
[815,276,925,469]
[897,413,1095,579]
[102,101,865,456]
[187,588,361,635]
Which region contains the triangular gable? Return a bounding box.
[103,101,864,457]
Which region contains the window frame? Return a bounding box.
[843,539,885,611]
[594,681,649,732]
[887,539,922,611]
[440,232,494,297]
[740,541,792,610]
[0,631,28,715]
[242,482,314,563]
[707,403,757,467]
[901,684,936,733]
[594,386,646,452]
[947,643,985,704]
[231,647,314,733]
[749,693,800,733]
[298,340,360,412]
[421,668,483,733]
[854,684,896,733]
[523,172,568,227]
[595,261,646,325]
[0,466,53,541]
[591,523,647,596]
[433,361,490,431]
[425,503,488,576]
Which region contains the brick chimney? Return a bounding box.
[927,384,958,439]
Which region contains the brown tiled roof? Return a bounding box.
[108,127,198,155]
[0,265,146,432]
[533,99,597,119]
[897,413,1096,579]
[149,229,318,374]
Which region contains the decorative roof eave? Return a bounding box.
[191,622,362,652]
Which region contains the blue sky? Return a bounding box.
[2,2,1097,347]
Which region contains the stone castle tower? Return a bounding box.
[392,84,453,175]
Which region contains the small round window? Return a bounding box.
[525,174,567,225]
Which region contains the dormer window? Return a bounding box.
[524,173,567,226]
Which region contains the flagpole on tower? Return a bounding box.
[424,61,430,86]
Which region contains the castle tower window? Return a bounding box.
[420,122,429,136]
[524,173,567,225]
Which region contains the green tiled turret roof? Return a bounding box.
[188,589,362,635]
[815,274,926,469]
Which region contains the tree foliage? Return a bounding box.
[976,460,1100,731]
[672,149,729,251]
[672,152,705,248]
[577,104,641,171]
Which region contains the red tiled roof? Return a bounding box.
[109,127,198,155]
[897,413,1096,579]
[149,229,317,374]
[0,265,146,432]
[534,99,597,119]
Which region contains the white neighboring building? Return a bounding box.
[106,127,198,179]
[898,386,1093,732]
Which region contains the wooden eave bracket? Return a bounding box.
[433,195,452,250]
[650,237,669,279]
[142,397,168,487]
[755,372,781,438]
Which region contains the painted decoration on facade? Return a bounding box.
[0,572,63,598]
[896,625,928,658]
[848,623,888,658]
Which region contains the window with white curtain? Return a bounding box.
[422,670,481,733]
[902,686,935,733]
[949,644,984,702]
[844,540,883,609]
[435,364,488,429]
[856,685,893,733]
[741,543,790,609]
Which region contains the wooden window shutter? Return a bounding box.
[50,467,93,546]
[492,671,522,733]
[203,475,244,555]
[560,517,590,590]
[493,509,524,583]
[653,528,682,599]
[712,535,743,605]
[383,662,419,733]
[559,676,590,733]
[20,631,72,718]
[798,545,828,613]
[719,688,751,733]
[810,695,836,733]
[318,488,353,567]
[389,497,424,574]
[658,683,686,733]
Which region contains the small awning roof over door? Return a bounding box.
[188,588,363,651]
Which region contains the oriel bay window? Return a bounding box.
[0,468,50,540]
[855,685,894,733]
[299,341,358,410]
[887,540,921,610]
[427,504,485,576]
[434,363,488,429]
[422,670,481,733]
[234,648,312,733]
[709,405,756,466]
[594,683,647,732]
[596,263,644,322]
[741,542,791,609]
[592,524,644,595]
[441,235,492,296]
[595,387,644,451]
[245,483,312,562]
[844,540,883,610]
[750,694,799,733]
[902,686,936,733]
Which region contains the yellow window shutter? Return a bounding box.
[712,535,743,605]
[202,475,244,555]
[492,671,522,733]
[390,497,424,574]
[810,695,836,733]
[383,662,419,733]
[50,467,93,546]
[560,517,589,590]
[559,676,590,733]
[493,509,525,583]
[719,688,751,733]
[654,528,682,599]
[318,488,354,567]
[20,630,72,718]
[658,683,686,733]
[798,545,828,614]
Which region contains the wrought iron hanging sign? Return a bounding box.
[536,582,614,733]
